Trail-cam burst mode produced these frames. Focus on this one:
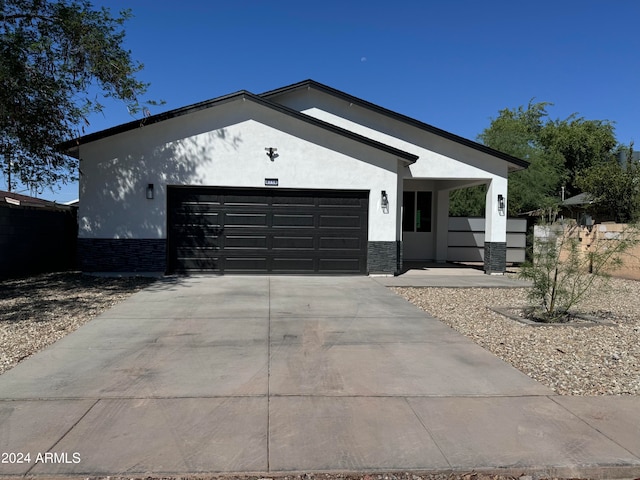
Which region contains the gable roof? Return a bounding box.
[562,192,595,206]
[261,79,529,170]
[60,90,418,163]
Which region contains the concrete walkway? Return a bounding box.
[375,262,532,287]
[0,276,639,478]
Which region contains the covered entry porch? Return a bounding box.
[400,177,509,274]
[374,261,531,287]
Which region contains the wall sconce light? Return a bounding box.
[381,190,389,208]
[146,183,154,200]
[498,194,505,213]
[265,147,279,161]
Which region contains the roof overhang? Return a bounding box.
[59,90,418,164]
[261,80,529,172]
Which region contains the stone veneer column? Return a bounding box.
[484,241,507,275]
[367,241,401,275]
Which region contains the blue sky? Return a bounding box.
[12,0,640,202]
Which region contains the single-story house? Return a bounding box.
[560,192,597,225]
[61,80,528,275]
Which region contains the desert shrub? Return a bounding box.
[519,223,639,322]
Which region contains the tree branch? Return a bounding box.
[2,13,54,23]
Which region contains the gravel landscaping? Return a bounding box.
[393,276,640,396]
[0,272,156,375]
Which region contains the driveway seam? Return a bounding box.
[547,395,640,461]
[0,395,267,401]
[268,393,553,398]
[24,398,100,475]
[0,393,558,400]
[404,397,451,468]
[267,276,272,472]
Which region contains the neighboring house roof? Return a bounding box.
[59,90,418,163]
[519,192,595,217]
[0,190,74,210]
[261,79,530,171]
[562,192,595,206]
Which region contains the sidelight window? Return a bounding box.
[402,191,432,233]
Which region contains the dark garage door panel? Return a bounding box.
[167,187,369,274]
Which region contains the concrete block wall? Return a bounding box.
[0,206,77,278]
[534,223,640,281]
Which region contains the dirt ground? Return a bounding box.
[0,271,156,374]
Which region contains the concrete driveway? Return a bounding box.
[1,276,639,477]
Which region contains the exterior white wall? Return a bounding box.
[299,107,509,181]
[78,100,400,241]
[485,176,508,242]
[435,189,449,262]
[403,233,434,261]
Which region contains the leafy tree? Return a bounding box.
[449,101,619,217]
[479,101,549,159]
[1,0,155,192]
[449,185,486,217]
[475,101,565,217]
[539,115,617,196]
[577,143,640,223]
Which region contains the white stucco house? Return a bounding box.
[62,80,528,275]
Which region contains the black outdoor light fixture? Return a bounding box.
[381,190,389,208]
[265,147,279,161]
[498,194,505,212]
[146,183,154,200]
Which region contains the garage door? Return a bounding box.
[167,187,369,274]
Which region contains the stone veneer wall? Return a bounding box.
[79,238,404,275]
[367,241,401,275]
[484,241,507,274]
[78,238,166,272]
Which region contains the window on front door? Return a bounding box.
[402,191,432,233]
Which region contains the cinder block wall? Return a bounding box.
[534,222,640,281]
[0,205,77,278]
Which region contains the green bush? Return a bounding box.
[519,223,639,322]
